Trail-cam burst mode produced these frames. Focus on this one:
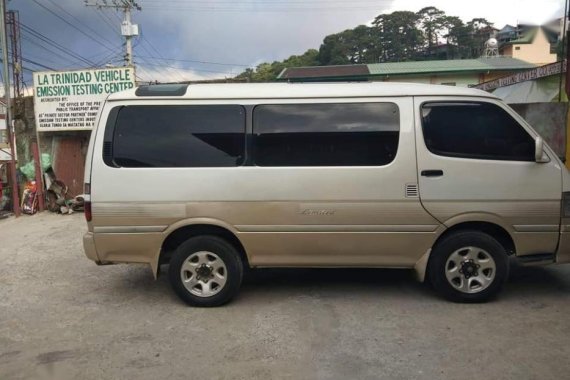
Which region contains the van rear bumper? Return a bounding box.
[83,232,100,262]
[556,232,570,264]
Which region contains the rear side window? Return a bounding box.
[111,105,245,167]
[252,103,400,166]
[421,102,534,161]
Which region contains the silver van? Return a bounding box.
[83,82,570,306]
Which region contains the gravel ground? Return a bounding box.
[1,212,570,380]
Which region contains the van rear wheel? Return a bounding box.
[168,235,243,307]
[428,231,509,303]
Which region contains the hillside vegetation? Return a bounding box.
[237,6,497,81]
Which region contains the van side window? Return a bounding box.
[421,102,535,161]
[111,105,245,168]
[252,103,400,166]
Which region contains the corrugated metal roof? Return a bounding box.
[277,57,536,80]
[367,57,536,75]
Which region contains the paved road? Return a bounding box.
[1,213,570,380]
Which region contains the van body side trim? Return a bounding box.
[235,224,439,233]
[513,225,559,232]
[93,225,168,234]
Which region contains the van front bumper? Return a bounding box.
[83,232,100,262]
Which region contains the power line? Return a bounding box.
[21,57,56,71]
[95,8,122,36]
[0,56,51,73]
[135,31,186,81]
[140,60,236,74]
[136,54,251,67]
[44,0,118,46]
[92,50,125,67]
[140,6,392,12]
[140,0,395,4]
[85,1,141,66]
[19,23,98,67]
[30,0,115,52]
[140,0,559,3]
[21,34,89,68]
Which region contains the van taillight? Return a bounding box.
[85,201,92,222]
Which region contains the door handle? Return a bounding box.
[421,170,444,177]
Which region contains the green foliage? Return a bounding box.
[372,11,424,62]
[236,49,319,82]
[237,7,498,81]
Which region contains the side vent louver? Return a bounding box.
[405,184,419,198]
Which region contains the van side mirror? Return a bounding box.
[535,137,549,163]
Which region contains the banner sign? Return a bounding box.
[33,67,135,132]
[473,60,566,92]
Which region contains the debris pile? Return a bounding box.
[45,168,84,215]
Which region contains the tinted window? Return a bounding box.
[253,103,400,166]
[421,102,534,161]
[112,105,245,167]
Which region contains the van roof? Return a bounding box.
[108,82,497,101]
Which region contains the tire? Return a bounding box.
[168,235,243,307]
[428,230,509,303]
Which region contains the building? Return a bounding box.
[277,57,536,87]
[497,25,519,45]
[499,27,558,66]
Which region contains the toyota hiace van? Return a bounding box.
[83,82,570,306]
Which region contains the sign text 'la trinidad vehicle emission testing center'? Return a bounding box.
[33,67,136,132]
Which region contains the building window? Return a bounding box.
[111,105,246,168]
[515,46,521,50]
[253,103,400,166]
[421,102,534,161]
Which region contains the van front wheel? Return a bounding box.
[168,236,243,307]
[428,231,509,303]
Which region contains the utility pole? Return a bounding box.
[6,10,22,98]
[566,0,570,99]
[558,0,570,101]
[85,0,140,67]
[124,4,133,66]
[0,0,20,216]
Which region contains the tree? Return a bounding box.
[372,11,424,62]
[236,49,320,82]
[317,26,376,65]
[417,6,446,55]
[235,6,500,80]
[442,16,468,59]
[465,18,495,58]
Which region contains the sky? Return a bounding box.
[2,0,567,89]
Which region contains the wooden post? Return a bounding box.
[0,0,20,216]
[31,141,44,212]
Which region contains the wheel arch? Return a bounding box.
[155,219,249,277]
[414,219,516,282]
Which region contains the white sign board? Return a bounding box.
[33,67,136,132]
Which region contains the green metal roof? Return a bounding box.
[367,57,536,76]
